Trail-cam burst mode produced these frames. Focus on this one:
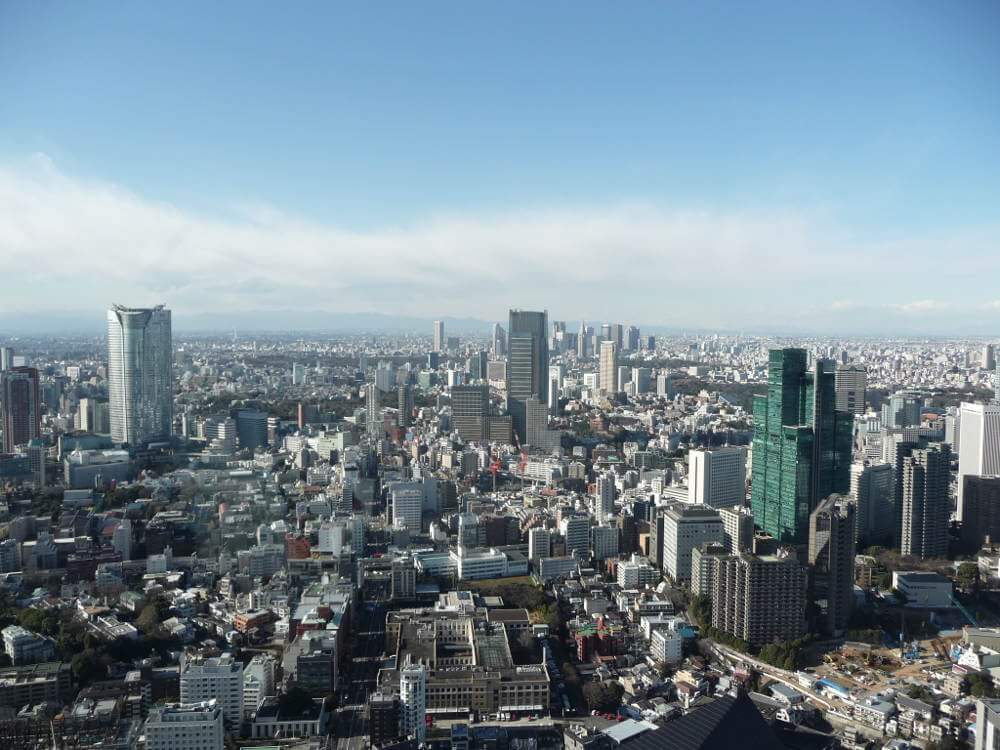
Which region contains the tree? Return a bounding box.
[583,681,624,712]
[957,562,980,593]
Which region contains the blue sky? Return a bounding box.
[1,2,998,332]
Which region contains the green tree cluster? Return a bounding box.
[582,680,624,712]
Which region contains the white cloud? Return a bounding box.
[0,155,998,331]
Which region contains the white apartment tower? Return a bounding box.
[179,653,244,727]
[433,321,445,353]
[687,446,747,508]
[400,659,427,743]
[595,472,616,523]
[107,304,172,447]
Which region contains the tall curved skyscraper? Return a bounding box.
[107,305,173,447]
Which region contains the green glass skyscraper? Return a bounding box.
[751,348,852,544]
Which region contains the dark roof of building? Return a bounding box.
[623,694,784,750]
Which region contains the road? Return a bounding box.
[336,595,387,750]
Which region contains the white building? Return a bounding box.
[106,305,173,447]
[452,548,509,580]
[180,652,244,727]
[112,518,132,560]
[595,473,616,523]
[2,625,55,665]
[650,626,683,666]
[391,483,424,532]
[719,506,754,555]
[400,660,427,743]
[958,403,1000,521]
[662,505,723,583]
[976,698,1000,750]
[243,654,276,717]
[616,553,659,588]
[145,700,224,750]
[687,447,747,508]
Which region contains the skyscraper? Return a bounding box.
[957,402,1000,520]
[984,344,996,372]
[577,321,588,359]
[365,382,380,435]
[898,443,951,559]
[399,660,427,743]
[397,385,414,428]
[107,305,173,447]
[850,460,894,547]
[960,476,1000,552]
[626,325,640,352]
[882,390,923,429]
[688,446,747,509]
[808,494,856,636]
[0,348,12,372]
[506,309,548,443]
[432,320,444,353]
[834,364,867,415]
[751,349,852,544]
[451,385,488,444]
[599,340,618,395]
[595,472,616,523]
[0,367,41,453]
[491,323,506,357]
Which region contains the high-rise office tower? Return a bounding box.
[957,402,1000,520]
[960,476,1000,552]
[548,364,563,416]
[599,341,618,395]
[996,362,1000,404]
[397,385,414,428]
[467,351,488,381]
[451,385,488,444]
[0,367,40,453]
[751,349,852,544]
[984,344,996,371]
[835,364,867,415]
[506,309,548,443]
[365,382,380,435]
[577,321,588,358]
[432,320,444,353]
[688,446,747,509]
[491,323,506,357]
[236,409,268,451]
[850,460,894,547]
[898,443,951,559]
[608,323,623,350]
[808,494,856,636]
[662,504,724,583]
[595,472,616,523]
[882,391,923,429]
[626,326,640,352]
[0,347,12,372]
[107,305,173,447]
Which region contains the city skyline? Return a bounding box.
[1,3,999,333]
